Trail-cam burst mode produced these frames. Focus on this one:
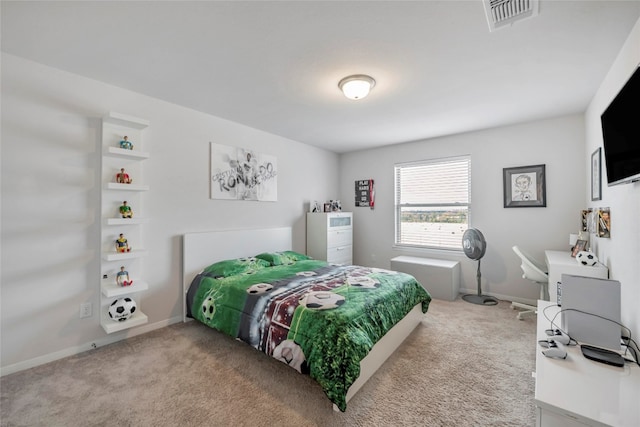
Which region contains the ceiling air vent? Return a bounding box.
[483,0,539,32]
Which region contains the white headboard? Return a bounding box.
[182,227,292,322]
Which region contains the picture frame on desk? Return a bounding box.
[571,239,587,257]
[503,164,546,208]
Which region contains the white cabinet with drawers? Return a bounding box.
[306,212,353,264]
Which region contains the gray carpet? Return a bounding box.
[1,298,536,427]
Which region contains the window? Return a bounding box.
[394,156,470,251]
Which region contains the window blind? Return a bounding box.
[394,156,471,250]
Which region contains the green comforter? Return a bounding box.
[188,258,431,411]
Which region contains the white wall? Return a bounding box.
[1,54,339,372]
[340,115,587,304]
[585,16,640,337]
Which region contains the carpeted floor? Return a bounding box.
[1,298,536,427]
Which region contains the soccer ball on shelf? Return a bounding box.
[108,297,137,322]
[576,251,598,267]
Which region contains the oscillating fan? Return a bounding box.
[462,228,498,305]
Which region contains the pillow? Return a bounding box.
[203,257,270,278]
[255,251,311,266]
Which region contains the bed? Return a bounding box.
[182,227,431,411]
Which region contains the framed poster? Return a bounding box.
[210,142,277,201]
[355,179,375,208]
[591,147,602,201]
[503,164,546,208]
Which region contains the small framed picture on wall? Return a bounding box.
[503,164,546,208]
[591,147,602,201]
[597,208,610,238]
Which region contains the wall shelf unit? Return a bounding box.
[103,250,149,262]
[106,218,149,226]
[107,183,150,191]
[101,278,149,298]
[100,310,149,335]
[100,112,150,334]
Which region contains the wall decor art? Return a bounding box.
[355,179,375,209]
[581,209,593,232]
[503,164,546,208]
[210,142,277,201]
[591,147,602,201]
[597,207,610,238]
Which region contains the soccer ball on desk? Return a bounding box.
[108,297,137,322]
[576,251,598,266]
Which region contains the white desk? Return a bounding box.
[535,301,640,427]
[545,250,609,304]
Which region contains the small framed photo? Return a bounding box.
[310,201,321,213]
[591,147,602,201]
[571,239,587,257]
[503,164,546,208]
[597,208,610,238]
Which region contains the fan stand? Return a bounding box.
[462,259,498,305]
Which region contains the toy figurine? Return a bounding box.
[119,136,134,150]
[116,266,133,286]
[119,201,133,218]
[116,168,132,184]
[115,233,131,253]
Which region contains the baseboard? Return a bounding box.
[457,287,537,307]
[0,316,183,377]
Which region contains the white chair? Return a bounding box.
[511,245,549,320]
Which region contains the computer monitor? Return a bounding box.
[560,274,621,351]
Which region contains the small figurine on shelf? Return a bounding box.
[115,233,131,253]
[116,266,133,287]
[119,136,134,150]
[119,201,133,218]
[116,168,132,184]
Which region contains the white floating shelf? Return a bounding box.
[106,218,149,226]
[107,183,149,191]
[101,279,149,298]
[103,112,149,129]
[105,146,150,160]
[104,249,148,262]
[101,310,148,334]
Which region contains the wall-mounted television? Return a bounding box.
[600,65,640,186]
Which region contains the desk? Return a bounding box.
[545,250,608,304]
[535,301,640,426]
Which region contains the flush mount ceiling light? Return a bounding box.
[338,74,376,100]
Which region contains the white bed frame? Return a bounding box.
[182,227,424,411]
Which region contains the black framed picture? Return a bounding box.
[503,164,546,208]
[591,147,602,201]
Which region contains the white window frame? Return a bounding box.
[394,155,471,252]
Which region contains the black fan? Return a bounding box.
[462,228,498,305]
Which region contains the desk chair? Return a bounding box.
[512,245,549,320]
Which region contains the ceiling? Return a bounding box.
[2,1,639,153]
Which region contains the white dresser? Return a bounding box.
[535,301,640,426]
[545,250,609,304]
[306,212,352,264]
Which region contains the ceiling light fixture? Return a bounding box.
[338,74,376,100]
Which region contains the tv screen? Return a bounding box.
[600,65,640,186]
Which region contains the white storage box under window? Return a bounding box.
[390,256,460,301]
